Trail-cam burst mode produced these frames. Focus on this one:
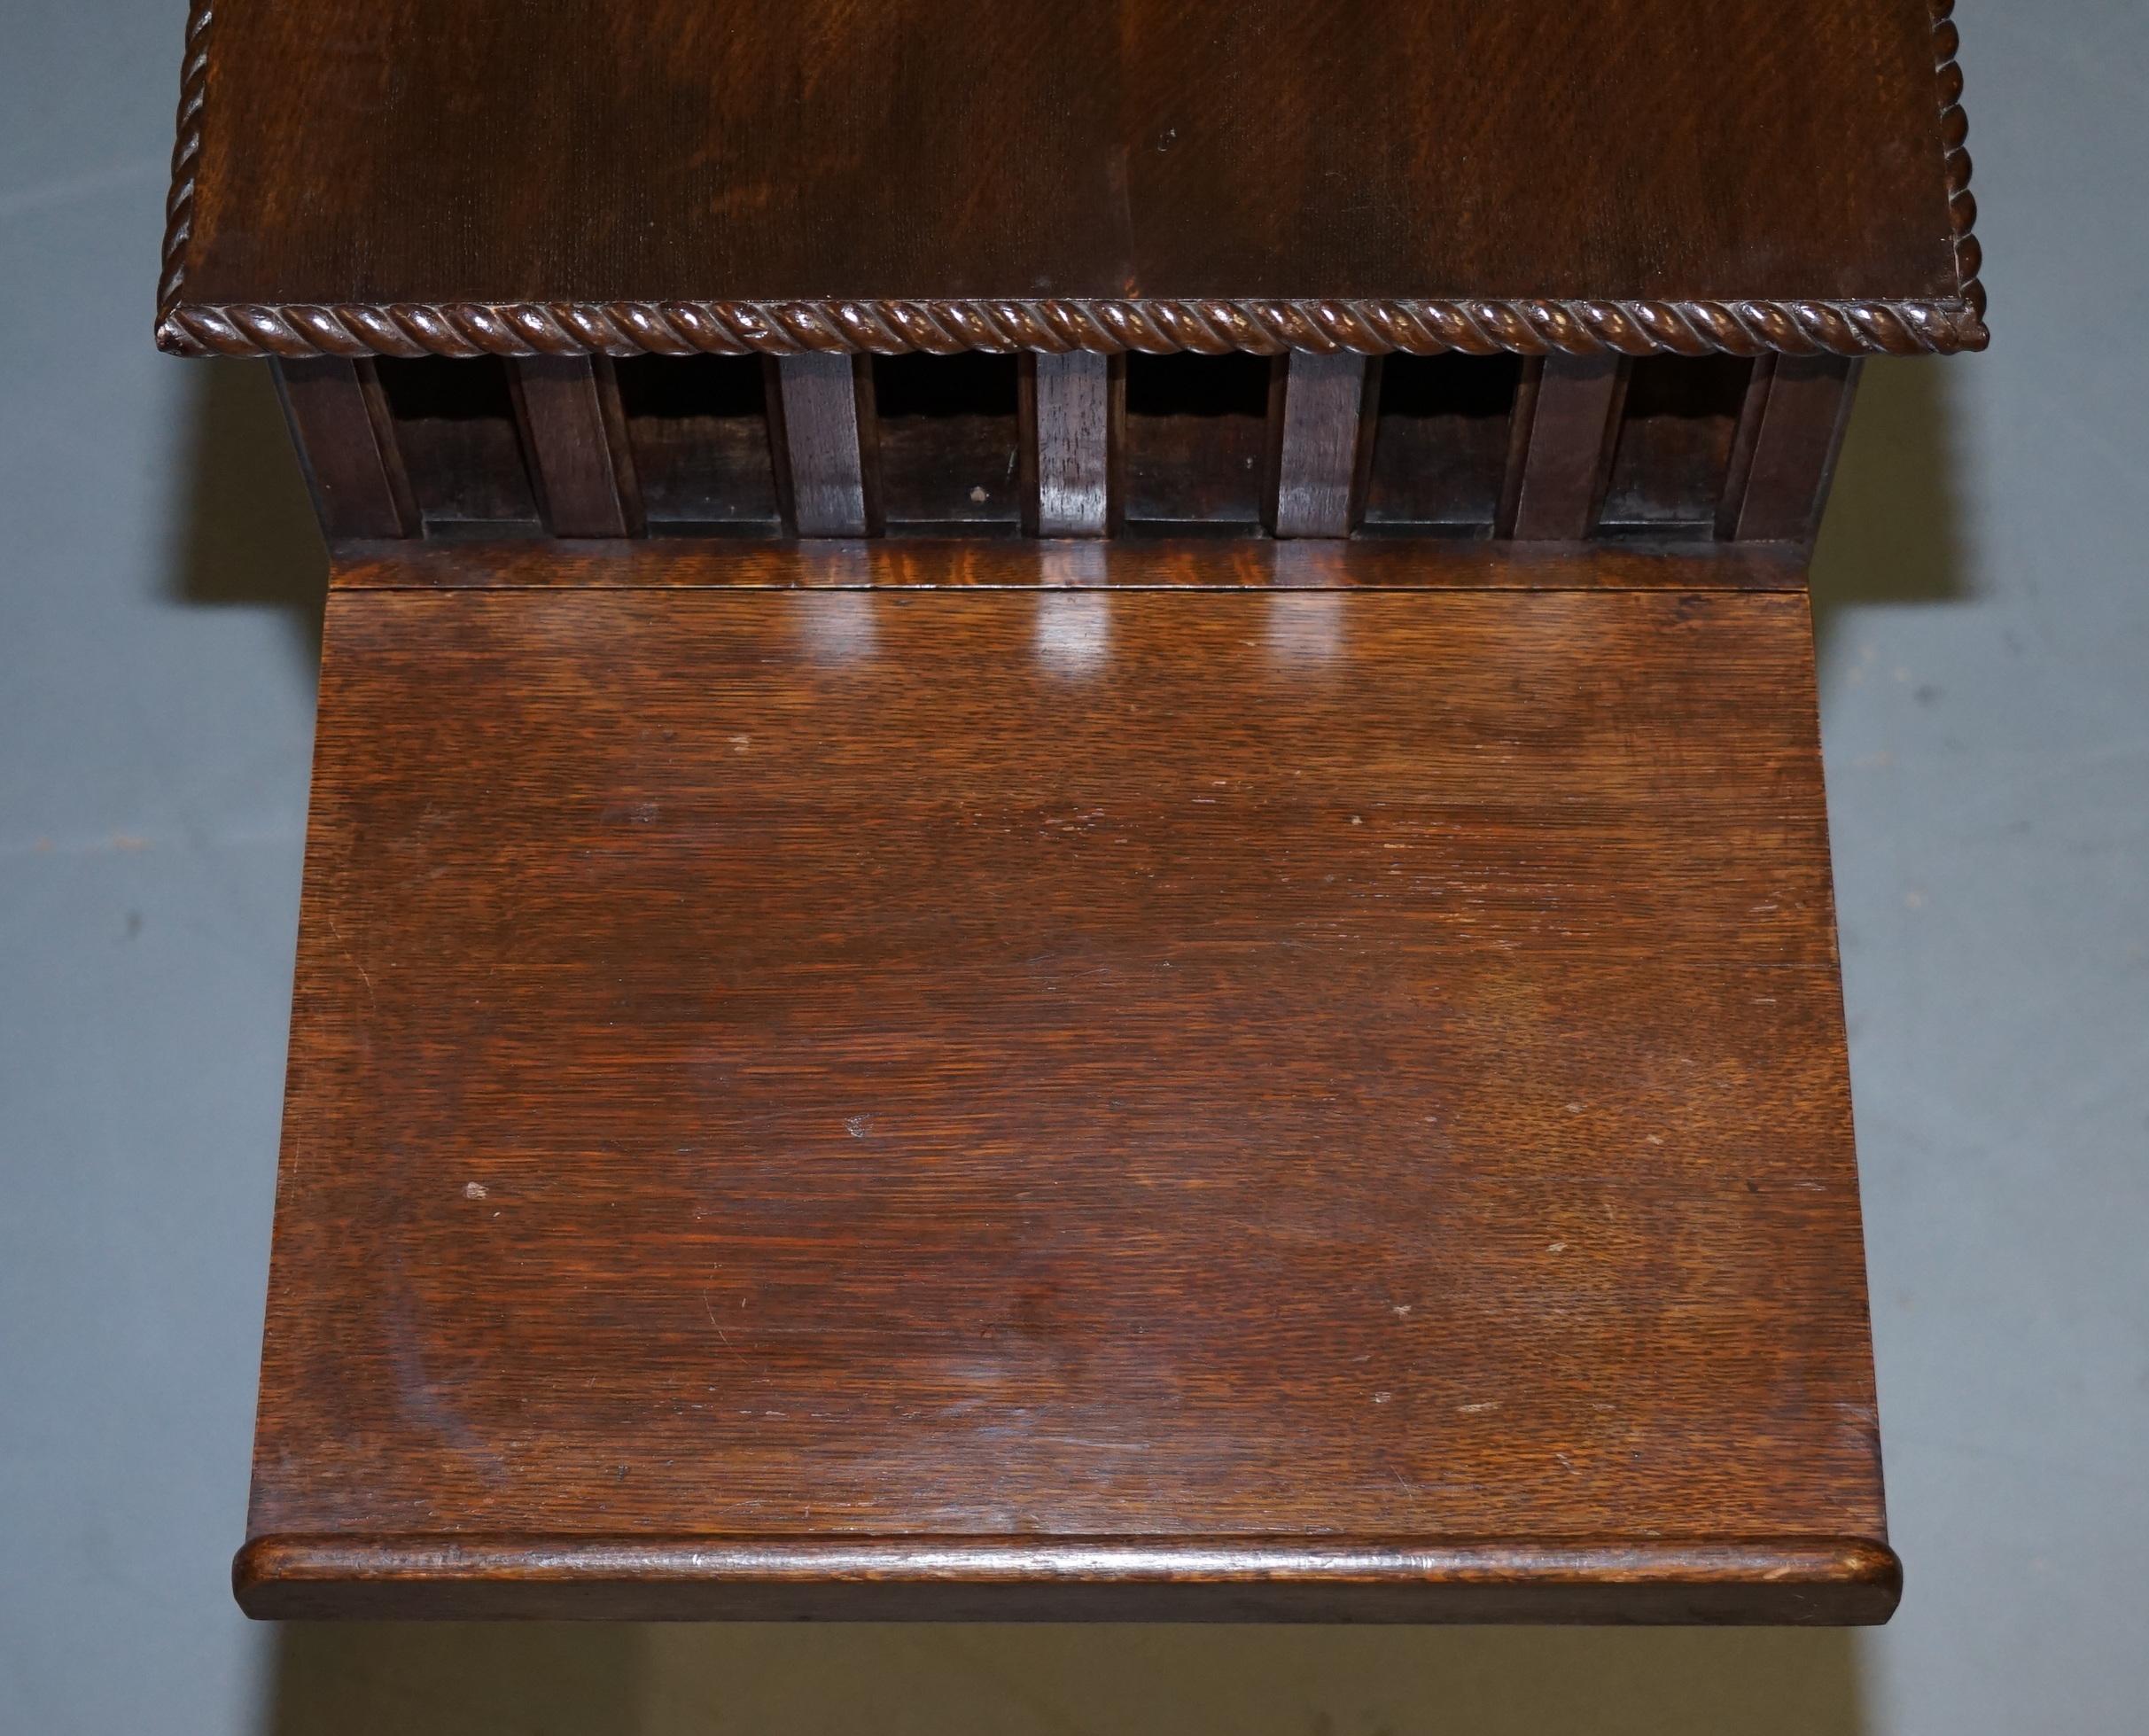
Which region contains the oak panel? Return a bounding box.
[178,0,1956,309]
[245,578,1891,1620]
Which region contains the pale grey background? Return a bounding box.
[3,2,2144,1731]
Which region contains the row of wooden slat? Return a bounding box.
[272,348,1855,548]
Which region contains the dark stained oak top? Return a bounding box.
[239,573,1896,1621]
[157,0,1987,358]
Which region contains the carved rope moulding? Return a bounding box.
[156,295,1987,360]
[155,1,1988,362]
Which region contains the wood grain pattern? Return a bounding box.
[157,0,1981,357]
[1494,358,1543,536]
[1032,351,1115,538]
[1273,353,1371,538]
[510,356,642,537]
[1507,354,1625,541]
[237,1535,1902,1623]
[1729,356,1863,543]
[242,577,1893,1621]
[272,357,417,539]
[775,354,876,536]
[1717,354,1779,541]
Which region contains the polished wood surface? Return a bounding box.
[178,0,1955,312]
[1031,352,1116,538]
[775,354,876,537]
[241,572,1892,1621]
[273,358,416,540]
[510,356,642,538]
[1508,354,1626,541]
[1273,353,1373,538]
[1730,357,1864,542]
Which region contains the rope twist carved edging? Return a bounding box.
[154,0,1987,362]
[157,1,213,319]
[1931,0,1985,326]
[156,294,1984,361]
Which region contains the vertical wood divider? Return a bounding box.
[1017,356,1039,535]
[272,356,418,540]
[760,357,798,534]
[775,354,878,537]
[511,356,643,538]
[1029,350,1115,537]
[1505,352,1627,540]
[1494,358,1543,537]
[1107,354,1128,535]
[1351,355,1384,524]
[1273,351,1374,538]
[1258,356,1288,533]
[1715,355,1777,541]
[1728,355,1861,543]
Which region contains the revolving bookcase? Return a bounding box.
[157,0,1985,1622]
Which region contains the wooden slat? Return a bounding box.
[760,358,798,533]
[1729,356,1862,543]
[510,356,642,538]
[1273,352,1372,538]
[272,357,417,540]
[1031,351,1114,537]
[1493,358,1542,537]
[775,354,876,537]
[1506,353,1626,541]
[1715,355,1779,541]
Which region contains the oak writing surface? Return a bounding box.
[241,576,1894,1621]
